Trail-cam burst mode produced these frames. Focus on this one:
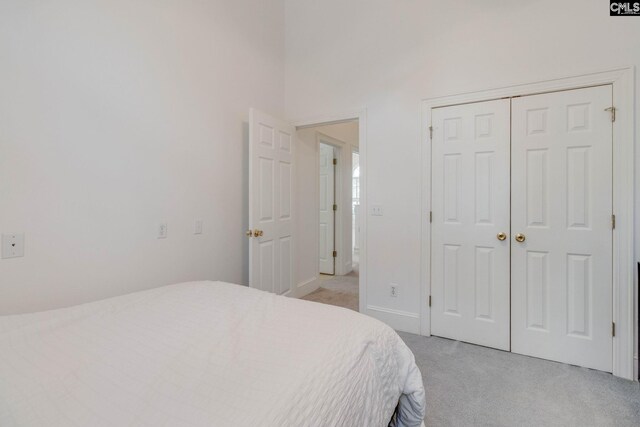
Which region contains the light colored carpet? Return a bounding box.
[301,273,359,311]
[398,332,640,427]
[301,287,358,311]
[299,274,640,426]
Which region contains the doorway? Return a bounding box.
[297,120,361,312]
[421,68,634,380]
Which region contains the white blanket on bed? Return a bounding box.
[0,281,425,426]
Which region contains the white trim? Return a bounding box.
[291,109,368,314]
[367,305,420,334]
[296,276,319,298]
[420,99,432,338]
[610,68,636,381]
[421,67,636,380]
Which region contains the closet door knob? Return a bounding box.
[515,233,526,243]
[497,232,507,241]
[246,230,254,237]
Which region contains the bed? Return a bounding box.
[0,281,426,426]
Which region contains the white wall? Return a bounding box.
[295,121,358,294]
[285,0,640,334]
[315,122,359,148]
[1,0,637,348]
[0,0,285,314]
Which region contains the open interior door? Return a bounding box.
[248,109,295,295]
[319,143,336,275]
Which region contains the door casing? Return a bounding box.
[421,67,636,380]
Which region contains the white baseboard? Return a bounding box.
[366,305,420,334]
[343,261,352,275]
[296,276,319,298]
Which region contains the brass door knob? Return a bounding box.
[497,232,507,241]
[254,229,263,237]
[515,233,526,243]
[246,230,254,237]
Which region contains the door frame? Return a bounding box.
[292,109,367,313]
[317,134,341,276]
[421,67,635,380]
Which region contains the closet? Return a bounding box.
[430,85,613,372]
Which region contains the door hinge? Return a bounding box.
[428,295,432,307]
[429,211,433,223]
[429,126,433,140]
[612,214,616,230]
[332,250,337,258]
[605,106,616,122]
[612,322,616,337]
[333,204,337,211]
[333,158,337,165]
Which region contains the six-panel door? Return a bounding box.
[319,143,336,275]
[511,85,613,372]
[431,99,511,351]
[249,109,294,295]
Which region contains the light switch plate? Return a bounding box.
[2,233,25,259]
[194,220,203,235]
[158,223,168,239]
[371,205,384,216]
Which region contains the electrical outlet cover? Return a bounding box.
[371,205,384,216]
[158,223,168,239]
[2,233,25,259]
[390,284,398,297]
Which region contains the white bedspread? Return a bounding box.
[0,281,425,426]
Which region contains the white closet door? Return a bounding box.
[319,143,335,275]
[431,99,511,351]
[511,85,613,372]
[249,109,294,295]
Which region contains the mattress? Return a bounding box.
[0,281,425,426]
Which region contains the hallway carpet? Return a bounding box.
[301,273,358,311]
[398,333,640,427]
